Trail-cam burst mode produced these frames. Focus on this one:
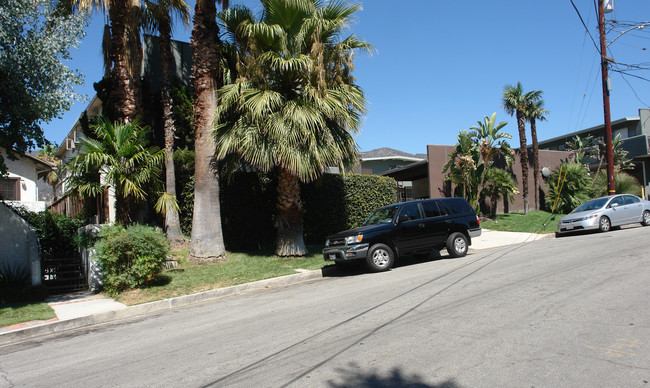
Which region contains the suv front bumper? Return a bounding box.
[323,243,369,262]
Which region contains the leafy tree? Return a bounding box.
[64,118,165,224]
[215,0,370,256]
[598,133,634,171]
[482,167,518,219]
[445,114,515,215]
[545,162,591,214]
[469,113,514,167]
[502,82,541,215]
[565,134,599,166]
[142,0,191,246]
[187,0,229,264]
[443,131,484,212]
[0,0,87,174]
[524,97,549,211]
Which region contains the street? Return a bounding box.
[1,226,649,387]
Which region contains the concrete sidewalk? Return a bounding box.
[470,229,554,250]
[0,229,554,345]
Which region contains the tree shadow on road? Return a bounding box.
[327,363,461,388]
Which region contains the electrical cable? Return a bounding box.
[571,0,600,53]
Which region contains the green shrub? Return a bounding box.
[94,224,169,295]
[12,208,84,261]
[302,173,397,242]
[588,169,642,198]
[545,163,591,214]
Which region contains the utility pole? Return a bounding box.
[598,0,616,194]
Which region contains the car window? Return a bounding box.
[609,196,625,207]
[573,198,608,212]
[399,204,422,222]
[441,198,472,214]
[624,195,640,204]
[421,201,444,218]
[363,206,399,226]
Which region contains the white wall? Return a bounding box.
[1,149,39,202]
[0,203,42,286]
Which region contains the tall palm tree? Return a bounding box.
[215,0,370,256]
[502,82,540,215]
[142,0,190,246]
[187,0,228,264]
[64,118,164,224]
[73,0,141,122]
[525,98,548,211]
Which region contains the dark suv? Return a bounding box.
[323,197,481,272]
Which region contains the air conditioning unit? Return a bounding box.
[66,138,75,150]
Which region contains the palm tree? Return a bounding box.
[525,98,549,211]
[566,134,599,166]
[215,0,370,256]
[482,167,518,219]
[502,82,540,215]
[37,144,63,200]
[142,0,190,246]
[187,0,228,264]
[73,0,141,122]
[469,112,514,168]
[443,131,484,212]
[64,118,164,224]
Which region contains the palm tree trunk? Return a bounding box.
[188,0,226,264]
[275,168,307,257]
[516,110,529,214]
[159,16,185,247]
[108,0,137,123]
[530,118,540,211]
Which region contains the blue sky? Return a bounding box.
[45,0,650,155]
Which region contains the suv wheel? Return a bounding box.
[365,243,394,272]
[446,232,468,258]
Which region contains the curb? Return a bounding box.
[0,267,335,346]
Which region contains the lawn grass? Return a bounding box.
[115,245,331,305]
[481,210,565,234]
[0,301,56,328]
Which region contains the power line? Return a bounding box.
[616,71,650,107]
[570,0,600,53]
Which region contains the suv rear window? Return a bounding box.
[421,200,445,218]
[440,198,473,214]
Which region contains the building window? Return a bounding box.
[0,178,20,200]
[614,127,628,139]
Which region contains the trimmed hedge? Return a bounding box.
[216,172,397,248]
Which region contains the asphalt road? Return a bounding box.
[1,226,649,387]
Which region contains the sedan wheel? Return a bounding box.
[599,216,611,232]
[365,243,394,272]
[642,210,650,226]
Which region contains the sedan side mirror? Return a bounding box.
[609,202,619,209]
[398,214,409,223]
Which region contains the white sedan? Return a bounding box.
[557,194,650,235]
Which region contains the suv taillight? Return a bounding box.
[476,215,480,226]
